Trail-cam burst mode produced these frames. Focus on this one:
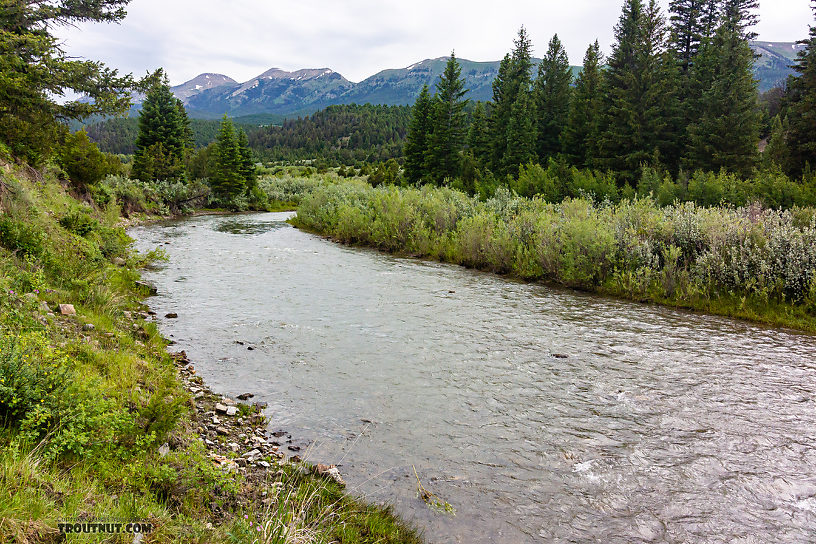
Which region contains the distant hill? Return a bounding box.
[167,42,798,119]
[751,41,805,92]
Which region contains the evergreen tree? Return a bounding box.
[670,0,706,73]
[404,85,434,183]
[685,4,761,176]
[488,27,535,176]
[700,0,722,39]
[564,41,604,168]
[0,0,136,164]
[783,3,816,177]
[504,90,536,173]
[426,53,469,184]
[210,115,245,201]
[722,0,759,41]
[236,129,256,187]
[132,75,187,181]
[764,115,791,171]
[467,102,491,166]
[599,0,681,180]
[533,34,573,163]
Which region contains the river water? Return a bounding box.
[131,212,816,543]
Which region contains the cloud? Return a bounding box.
[57,0,813,85]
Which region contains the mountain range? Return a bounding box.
[168,41,803,120]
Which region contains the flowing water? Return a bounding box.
[131,212,816,543]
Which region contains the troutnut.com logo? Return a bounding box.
[57,521,154,534]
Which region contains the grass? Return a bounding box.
[0,161,422,543]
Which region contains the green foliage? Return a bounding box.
[563,41,603,168]
[404,85,433,184]
[0,217,47,258]
[685,8,761,177]
[783,4,816,177]
[250,104,410,164]
[59,210,99,236]
[209,115,247,206]
[425,53,469,184]
[296,180,816,327]
[533,34,573,162]
[132,74,189,181]
[0,0,137,164]
[58,130,121,188]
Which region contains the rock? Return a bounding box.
[317,464,345,486]
[123,311,132,319]
[237,393,254,400]
[39,301,51,313]
[216,426,229,436]
[247,346,255,351]
[254,402,268,410]
[290,455,302,463]
[215,403,227,414]
[272,431,286,438]
[258,461,271,468]
[228,442,239,452]
[235,458,247,467]
[194,391,205,400]
[242,449,261,459]
[165,312,178,319]
[287,445,301,452]
[134,281,158,295]
[58,304,76,316]
[211,416,220,425]
[225,406,238,417]
[158,443,170,457]
[223,398,236,406]
[82,323,95,331]
[552,354,569,359]
[112,257,126,266]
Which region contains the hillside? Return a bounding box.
[165,42,797,119]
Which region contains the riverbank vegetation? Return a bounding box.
[292,180,816,332]
[0,1,421,542]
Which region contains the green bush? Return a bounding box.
[58,130,121,188]
[0,217,47,258]
[59,210,99,236]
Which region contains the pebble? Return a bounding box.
[215,403,227,414]
[225,406,238,417]
[165,312,178,319]
[82,323,95,331]
[258,461,271,468]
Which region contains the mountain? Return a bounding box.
[169,42,799,119]
[752,41,806,92]
[171,73,237,101]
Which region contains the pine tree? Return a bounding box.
[504,90,536,173]
[670,0,706,74]
[404,85,434,184]
[700,0,722,39]
[764,115,791,171]
[132,75,187,181]
[488,27,535,176]
[210,115,245,201]
[783,2,816,177]
[426,53,469,184]
[236,129,256,188]
[685,3,761,176]
[563,41,604,168]
[599,0,681,179]
[467,102,491,166]
[722,0,759,41]
[533,34,573,163]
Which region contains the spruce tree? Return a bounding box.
[722,0,759,41]
[670,0,706,74]
[599,0,681,179]
[504,90,536,174]
[236,129,256,188]
[132,75,187,181]
[488,28,535,176]
[533,34,573,163]
[700,0,722,39]
[426,53,469,184]
[685,3,761,176]
[783,3,816,177]
[210,115,245,201]
[404,85,434,183]
[467,102,491,167]
[563,41,603,168]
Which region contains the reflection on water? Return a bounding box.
[131,212,816,544]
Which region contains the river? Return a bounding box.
[131,211,816,543]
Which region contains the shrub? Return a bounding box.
[0,217,47,258]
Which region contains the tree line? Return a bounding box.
[405,0,816,189]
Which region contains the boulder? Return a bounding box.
[165,312,178,319]
[215,403,227,414]
[225,406,238,417]
[134,281,158,295]
[58,304,76,316]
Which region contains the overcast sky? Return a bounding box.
[57,0,813,85]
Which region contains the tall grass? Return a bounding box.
[294,182,816,331]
